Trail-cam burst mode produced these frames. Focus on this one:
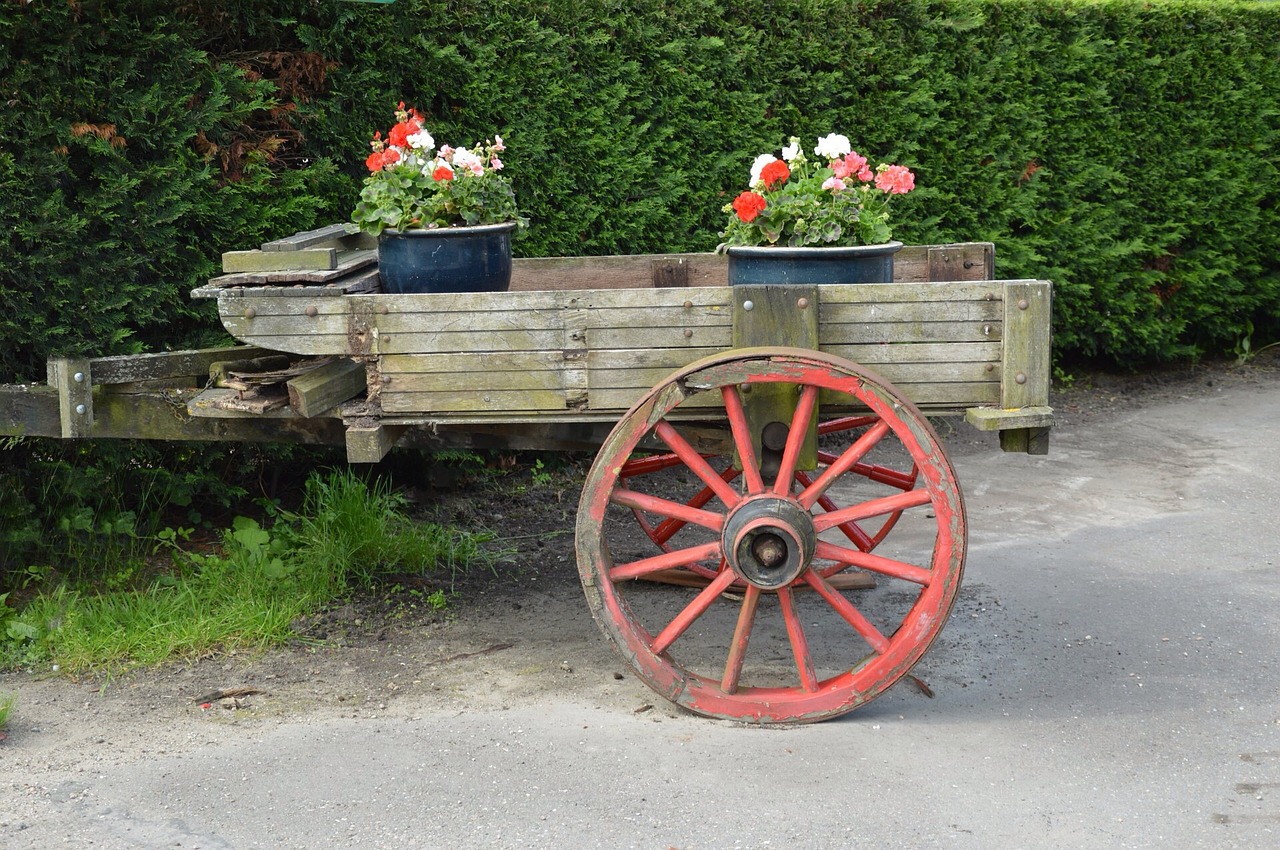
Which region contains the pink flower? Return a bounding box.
[490,156,504,170]
[491,134,506,152]
[831,152,868,180]
[821,176,846,192]
[875,165,915,194]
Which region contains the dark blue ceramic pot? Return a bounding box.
[377,222,516,294]
[726,241,903,286]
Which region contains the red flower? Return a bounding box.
[365,150,384,173]
[380,148,401,168]
[759,159,790,189]
[433,165,455,182]
[732,191,767,223]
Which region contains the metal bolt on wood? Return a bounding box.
[73,372,85,383]
[797,297,809,310]
[75,404,86,415]
[244,307,256,319]
[1015,372,1027,385]
[1018,299,1029,311]
[305,306,318,317]
[743,300,754,311]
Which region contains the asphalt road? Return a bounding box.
[3,371,1278,849]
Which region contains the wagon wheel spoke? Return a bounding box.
[803,571,891,655]
[797,418,891,509]
[653,420,741,509]
[721,585,762,694]
[778,587,819,692]
[650,567,738,656]
[577,349,966,724]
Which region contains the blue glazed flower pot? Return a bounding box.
[377,222,516,294]
[726,241,903,286]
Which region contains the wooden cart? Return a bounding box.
[2,225,1052,724]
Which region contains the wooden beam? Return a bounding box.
[0,384,61,438]
[345,422,407,463]
[48,357,93,438]
[287,358,367,418]
[965,405,1055,432]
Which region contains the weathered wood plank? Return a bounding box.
[261,223,375,252]
[206,249,377,287]
[287,358,367,418]
[0,384,61,438]
[89,347,274,384]
[381,388,573,414]
[821,322,1001,345]
[222,248,338,273]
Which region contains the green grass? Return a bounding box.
[0,693,13,731]
[0,469,494,675]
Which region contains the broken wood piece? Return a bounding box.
[287,357,367,418]
[210,355,293,388]
[192,686,266,704]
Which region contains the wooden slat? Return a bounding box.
[261,223,376,252]
[205,249,377,287]
[222,248,338,273]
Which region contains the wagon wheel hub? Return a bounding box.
[721,495,817,590]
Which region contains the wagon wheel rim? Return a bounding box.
[576,348,966,724]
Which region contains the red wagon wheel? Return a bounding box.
[575,348,966,724]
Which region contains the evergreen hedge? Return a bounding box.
[1,0,1277,381]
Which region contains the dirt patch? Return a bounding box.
[2,353,1278,765]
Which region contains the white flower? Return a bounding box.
[451,146,485,175]
[750,153,779,187]
[814,133,852,160]
[406,129,435,152]
[781,138,801,161]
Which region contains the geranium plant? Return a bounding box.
[352,102,526,235]
[721,133,916,248]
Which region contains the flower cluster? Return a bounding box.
[352,103,525,235]
[721,133,916,248]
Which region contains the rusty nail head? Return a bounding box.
[797,297,809,310]
[684,329,693,338]
[683,300,693,310]
[244,307,256,319]
[1018,298,1029,311]
[1015,372,1027,385]
[985,363,995,372]
[305,306,318,318]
